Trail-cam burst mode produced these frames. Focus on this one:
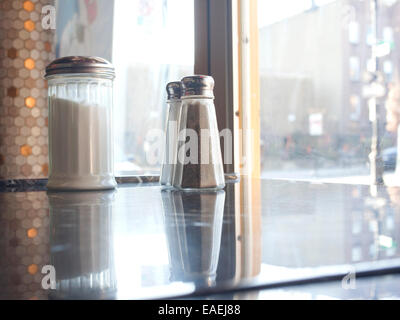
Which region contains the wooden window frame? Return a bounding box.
[194,0,260,178]
[194,0,262,281]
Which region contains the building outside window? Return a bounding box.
[258,0,400,183]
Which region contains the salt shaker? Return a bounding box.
[160,81,182,187]
[45,56,117,190]
[172,75,225,190]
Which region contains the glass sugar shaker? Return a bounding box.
[44,56,117,190]
[160,81,182,187]
[163,190,225,286]
[172,75,225,190]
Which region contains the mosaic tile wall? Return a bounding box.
[0,192,50,300]
[0,0,55,180]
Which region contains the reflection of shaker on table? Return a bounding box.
[161,190,225,287]
[49,190,116,299]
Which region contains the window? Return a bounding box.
[349,95,361,121]
[348,21,359,44]
[314,0,336,6]
[383,26,394,43]
[112,0,194,175]
[53,0,400,182]
[349,56,360,81]
[366,58,375,73]
[55,0,194,176]
[366,26,374,46]
[351,246,362,262]
[113,0,194,175]
[383,60,393,81]
[257,0,312,28]
[258,0,400,183]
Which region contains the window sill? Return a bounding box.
[0,173,240,192]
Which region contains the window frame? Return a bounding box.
[194,0,260,179]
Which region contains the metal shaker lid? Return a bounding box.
[181,75,214,98]
[45,56,115,78]
[166,81,182,100]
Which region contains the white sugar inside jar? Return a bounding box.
[45,56,116,190]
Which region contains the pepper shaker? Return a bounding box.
[172,75,225,190]
[160,81,182,187]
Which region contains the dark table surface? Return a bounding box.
[1,178,400,300]
[197,274,400,300]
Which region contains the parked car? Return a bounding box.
[382,147,397,172]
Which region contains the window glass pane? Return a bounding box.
[348,21,359,44]
[258,0,312,27]
[349,95,361,121]
[366,25,374,46]
[113,0,194,175]
[315,0,336,5]
[349,56,360,81]
[383,26,394,43]
[55,0,194,176]
[383,60,393,81]
[258,0,400,183]
[366,58,375,73]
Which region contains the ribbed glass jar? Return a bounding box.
[46,73,116,190]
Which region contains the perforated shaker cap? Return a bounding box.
[166,81,182,100]
[45,56,115,78]
[181,75,214,98]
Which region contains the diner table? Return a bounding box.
[1,177,399,300]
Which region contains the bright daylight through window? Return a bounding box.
[54,0,195,177]
[258,0,400,184]
[113,0,194,176]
